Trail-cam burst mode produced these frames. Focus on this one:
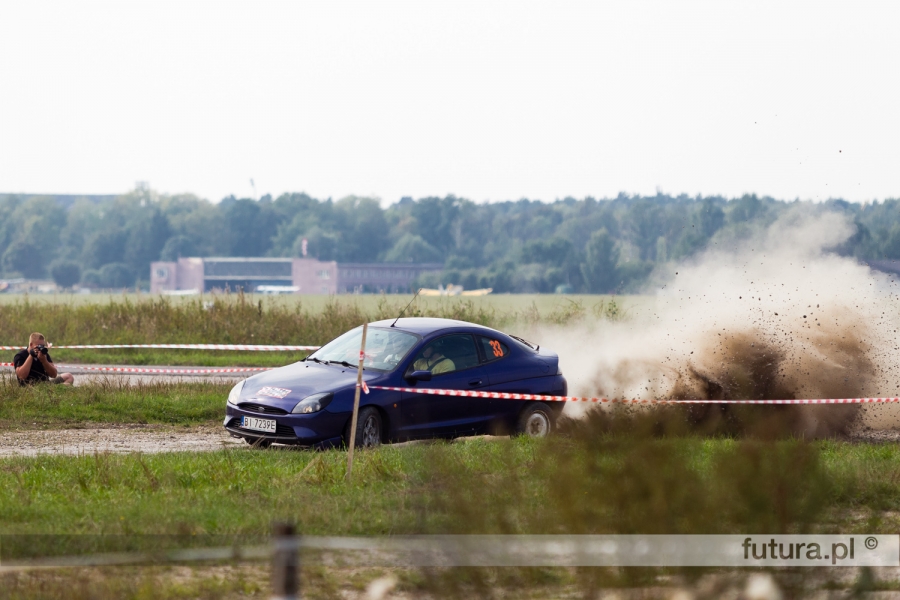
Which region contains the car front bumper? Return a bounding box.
[224,405,347,448]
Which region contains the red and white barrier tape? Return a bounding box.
[1,368,896,400]
[0,344,318,351]
[0,363,271,374]
[370,386,900,405]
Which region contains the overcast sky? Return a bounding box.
[1,1,898,204]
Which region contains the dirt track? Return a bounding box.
[0,425,245,458]
[0,422,896,458]
[3,367,900,458]
[65,365,248,386]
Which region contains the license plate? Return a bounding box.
[241,416,277,433]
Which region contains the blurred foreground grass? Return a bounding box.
[2,409,899,597]
[2,426,899,539]
[0,564,585,600]
[1,563,895,600]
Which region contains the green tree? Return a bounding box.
[163,196,226,256]
[580,229,619,293]
[160,235,198,261]
[333,196,390,261]
[82,229,128,269]
[383,233,442,263]
[222,198,266,256]
[881,225,900,259]
[2,239,44,278]
[698,198,725,237]
[409,196,462,253]
[124,209,170,273]
[99,263,135,288]
[49,259,82,288]
[80,269,103,288]
[624,199,665,261]
[292,226,339,261]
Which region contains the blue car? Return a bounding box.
[224,317,568,448]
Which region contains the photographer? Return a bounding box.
[13,332,74,386]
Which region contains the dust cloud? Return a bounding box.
[537,210,900,436]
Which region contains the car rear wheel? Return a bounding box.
[345,407,383,449]
[515,403,553,438]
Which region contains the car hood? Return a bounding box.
[237,362,372,412]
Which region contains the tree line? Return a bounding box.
[1,188,899,293]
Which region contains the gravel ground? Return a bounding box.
[64,364,250,386]
[0,424,895,459]
[0,366,250,457]
[0,424,246,458]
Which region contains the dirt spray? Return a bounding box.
[537,210,900,436]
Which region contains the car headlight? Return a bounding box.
[227,380,245,406]
[292,392,334,414]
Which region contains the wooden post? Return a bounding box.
[271,522,298,600]
[345,322,368,480]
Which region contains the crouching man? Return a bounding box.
[13,332,74,386]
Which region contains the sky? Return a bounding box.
[1,1,898,205]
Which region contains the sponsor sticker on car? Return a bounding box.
[256,386,291,399]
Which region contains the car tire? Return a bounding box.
[515,403,553,438]
[344,407,383,449]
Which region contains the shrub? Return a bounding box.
[49,259,82,288]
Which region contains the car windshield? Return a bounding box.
[307,326,418,372]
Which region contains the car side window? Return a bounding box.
[410,334,480,375]
[478,336,509,363]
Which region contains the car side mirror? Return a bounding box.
[408,370,432,382]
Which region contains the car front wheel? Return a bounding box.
[244,437,272,449]
[515,403,553,438]
[345,407,383,448]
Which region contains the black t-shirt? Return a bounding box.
[12,349,55,385]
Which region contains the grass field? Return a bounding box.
[2,424,900,539]
[0,380,228,428]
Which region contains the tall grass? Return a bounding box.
[0,294,498,347]
[0,293,626,348]
[1,294,367,346]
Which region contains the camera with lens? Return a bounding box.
[30,345,48,359]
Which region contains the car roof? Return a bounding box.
[368,317,497,336]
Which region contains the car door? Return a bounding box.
[478,334,554,425]
[476,335,519,423]
[399,333,489,438]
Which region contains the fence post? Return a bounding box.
[346,322,368,480]
[271,522,299,600]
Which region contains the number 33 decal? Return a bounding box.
[489,340,504,357]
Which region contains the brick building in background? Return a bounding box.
[150,258,441,294]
